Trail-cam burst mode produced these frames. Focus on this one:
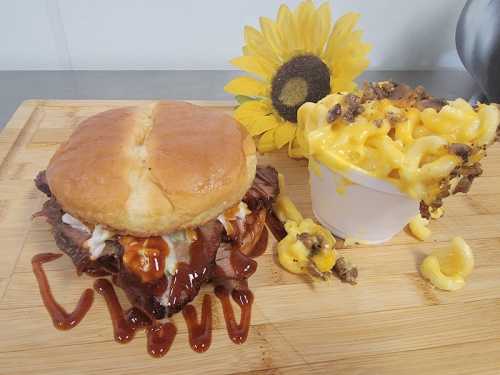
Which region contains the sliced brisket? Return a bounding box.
[34,170,51,197]
[164,220,223,316]
[33,165,282,320]
[33,197,95,274]
[243,166,280,210]
[114,271,167,320]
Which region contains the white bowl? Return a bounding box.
[309,162,419,244]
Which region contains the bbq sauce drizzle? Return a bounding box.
[182,294,212,353]
[31,253,94,330]
[94,278,178,357]
[94,278,136,343]
[215,285,254,344]
[32,224,267,357]
[146,322,177,358]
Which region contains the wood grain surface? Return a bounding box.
[0,100,499,375]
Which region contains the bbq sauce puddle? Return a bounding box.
[31,253,94,330]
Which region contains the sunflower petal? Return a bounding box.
[257,129,277,153]
[323,12,360,62]
[332,12,360,37]
[277,4,297,58]
[294,0,314,51]
[233,100,271,127]
[331,76,357,93]
[288,137,305,159]
[244,26,280,66]
[274,122,297,148]
[314,2,332,56]
[259,16,284,60]
[224,76,269,97]
[243,44,280,68]
[230,56,274,80]
[250,115,280,136]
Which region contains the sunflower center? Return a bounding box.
[279,77,308,107]
[271,54,331,123]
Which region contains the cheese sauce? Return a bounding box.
[217,201,251,236]
[120,236,169,283]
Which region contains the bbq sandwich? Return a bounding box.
[34,101,282,320]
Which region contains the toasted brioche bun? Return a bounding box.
[46,101,256,236]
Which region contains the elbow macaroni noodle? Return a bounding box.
[408,214,431,241]
[292,85,500,205]
[420,237,474,291]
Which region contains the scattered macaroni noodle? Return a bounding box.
[408,214,431,241]
[273,173,337,278]
[420,237,474,291]
[277,219,336,276]
[408,207,444,240]
[274,173,304,223]
[292,82,500,212]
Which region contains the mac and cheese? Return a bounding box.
[292,82,500,213]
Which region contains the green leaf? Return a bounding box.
[235,95,257,105]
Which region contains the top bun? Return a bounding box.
[46,101,257,236]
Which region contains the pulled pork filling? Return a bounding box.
[33,166,281,320]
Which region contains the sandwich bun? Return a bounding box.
[46,101,257,236]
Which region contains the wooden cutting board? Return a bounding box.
[0,100,499,375]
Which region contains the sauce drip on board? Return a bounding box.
[146,322,177,358]
[32,253,94,330]
[215,285,254,344]
[95,279,177,357]
[182,294,212,353]
[94,278,135,343]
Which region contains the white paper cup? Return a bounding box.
[309,162,419,244]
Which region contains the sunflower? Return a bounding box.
[225,0,371,156]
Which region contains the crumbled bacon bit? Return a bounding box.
[327,104,342,123]
[379,81,397,96]
[345,93,361,107]
[297,232,327,256]
[448,143,472,161]
[361,81,398,102]
[453,177,474,194]
[462,163,483,179]
[420,201,431,220]
[360,82,381,102]
[416,98,448,112]
[413,85,427,98]
[332,256,358,285]
[386,111,406,125]
[342,94,364,122]
[388,83,412,100]
[453,163,483,194]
